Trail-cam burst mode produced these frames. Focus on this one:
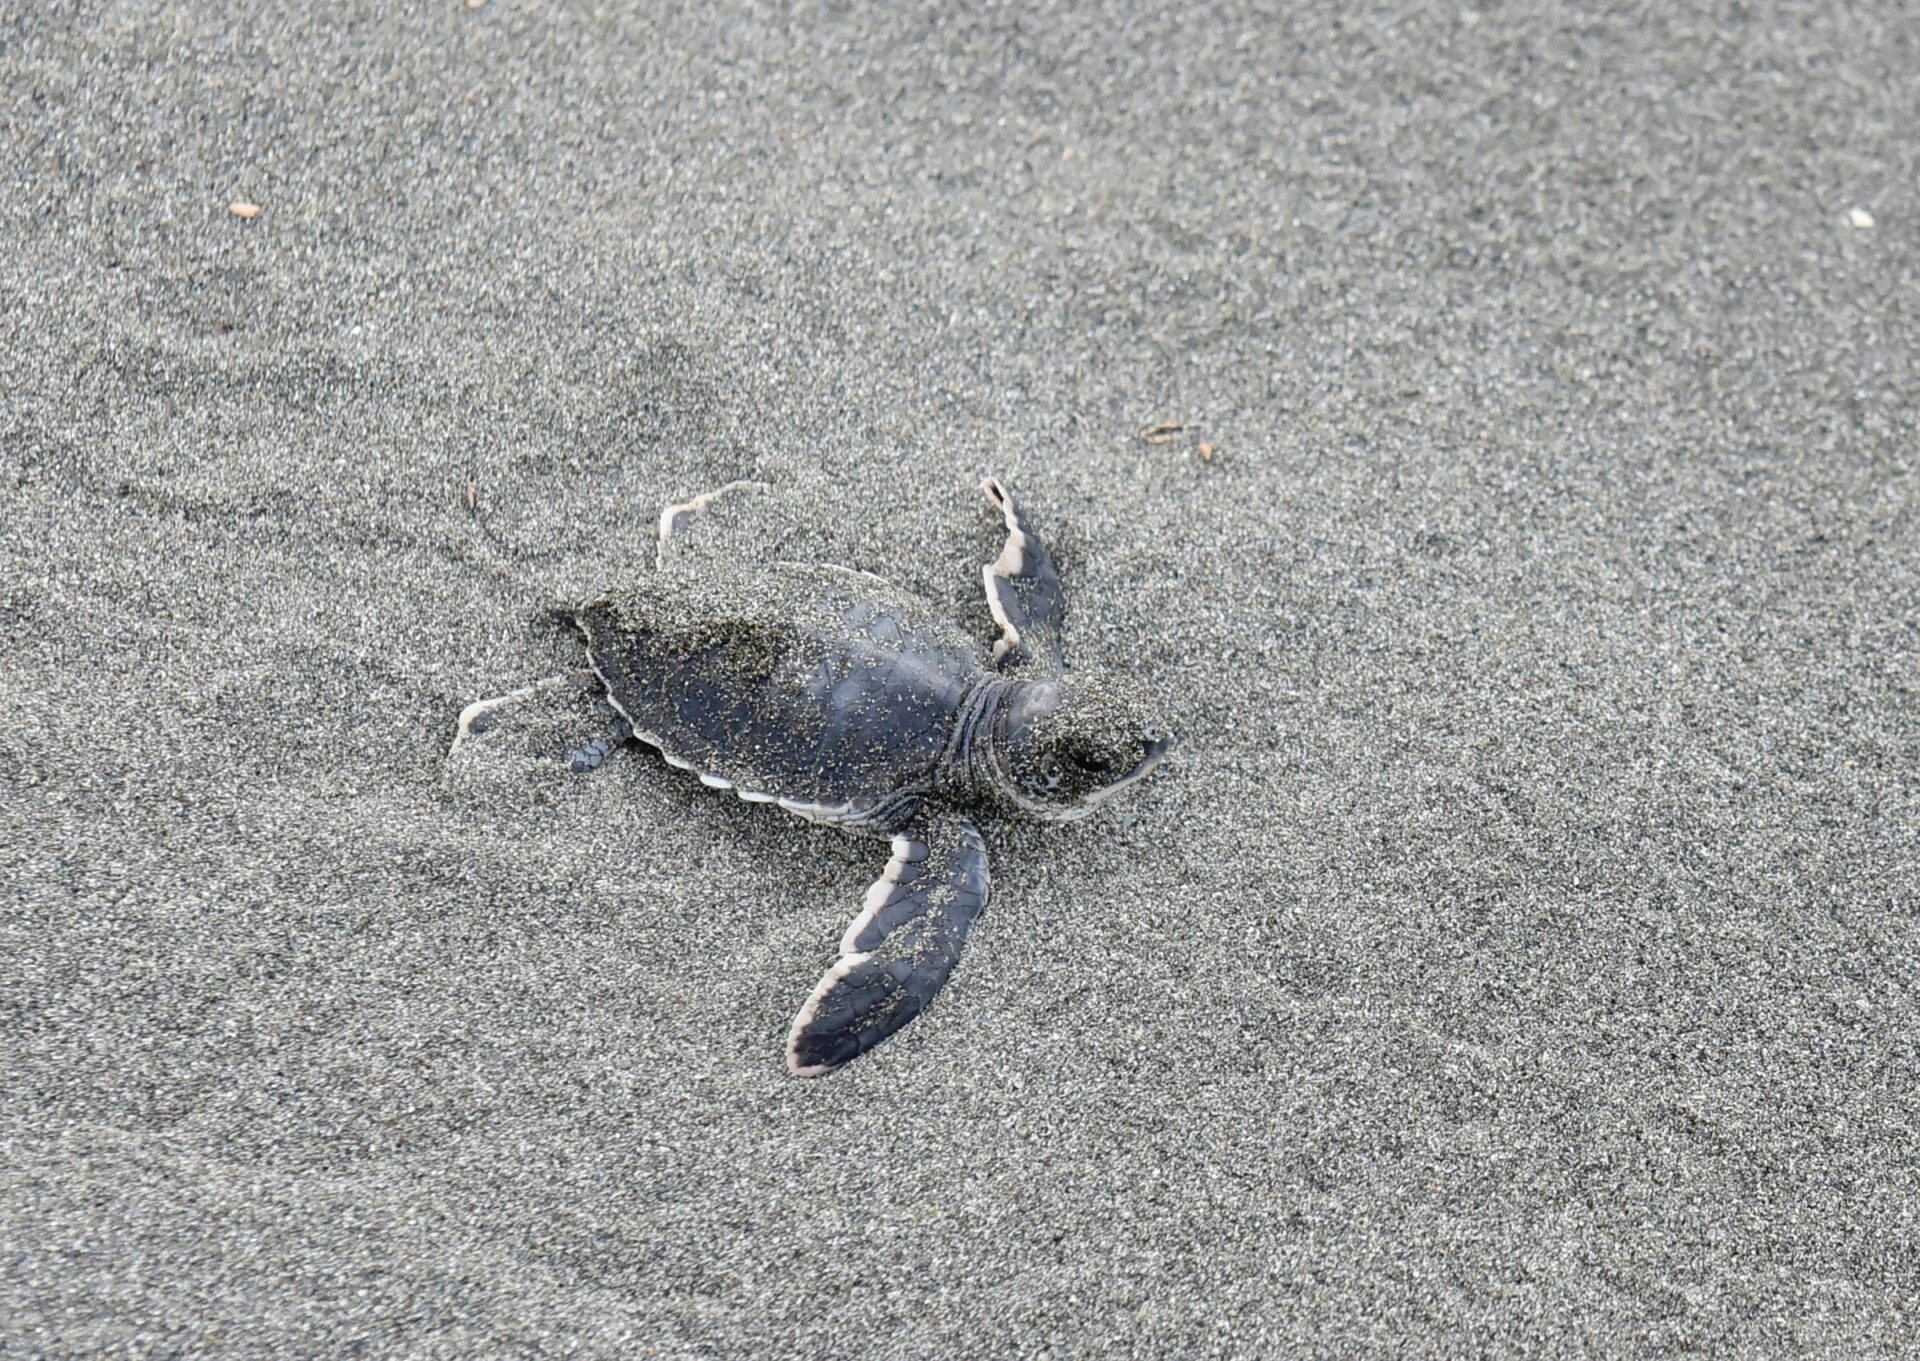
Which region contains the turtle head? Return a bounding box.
[994,677,1170,820]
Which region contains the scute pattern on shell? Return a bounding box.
[579,558,987,834]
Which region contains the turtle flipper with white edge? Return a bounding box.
[654,480,776,570]
[787,814,989,1075]
[456,478,1170,1075]
[446,671,632,790]
[653,478,864,575]
[981,476,1067,670]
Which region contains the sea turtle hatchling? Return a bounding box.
[455,479,1169,1075]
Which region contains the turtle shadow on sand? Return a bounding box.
[448,479,1170,1075]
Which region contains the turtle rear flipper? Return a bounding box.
[786,815,989,1076]
[445,670,621,796]
[654,480,779,570]
[980,478,1066,672]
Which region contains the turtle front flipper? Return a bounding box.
[786,816,989,1076]
[980,478,1066,672]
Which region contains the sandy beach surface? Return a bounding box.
[5,3,1916,1356]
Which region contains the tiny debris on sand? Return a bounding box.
[229,201,261,219]
[1848,206,1875,229]
[1141,421,1186,443]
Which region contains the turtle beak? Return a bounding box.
[1113,731,1170,789]
[1064,735,1170,818]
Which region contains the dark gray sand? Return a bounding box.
[5,3,1917,1356]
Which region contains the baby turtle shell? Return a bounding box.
[456,480,1169,1075]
